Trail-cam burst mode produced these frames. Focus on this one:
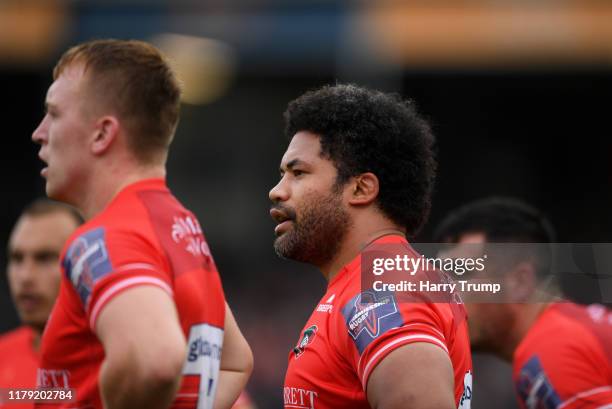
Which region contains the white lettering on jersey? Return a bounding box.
[171,215,211,257]
[283,386,318,409]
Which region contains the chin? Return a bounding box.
[273,234,301,260]
[46,183,70,204]
[19,316,42,330]
[273,235,291,258]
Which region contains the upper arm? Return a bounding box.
[96,286,186,373]
[367,342,455,409]
[337,291,471,407]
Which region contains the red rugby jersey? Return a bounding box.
[514,303,612,409]
[0,326,39,409]
[283,235,473,409]
[36,178,226,409]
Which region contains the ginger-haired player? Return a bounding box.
[32,39,252,409]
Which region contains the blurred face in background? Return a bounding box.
[448,233,516,354]
[269,131,351,267]
[31,63,95,204]
[7,211,79,332]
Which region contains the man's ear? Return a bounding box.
[347,172,379,206]
[91,116,119,155]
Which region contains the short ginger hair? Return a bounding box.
[54,39,181,164]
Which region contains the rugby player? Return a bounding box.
[435,197,612,408]
[0,200,82,409]
[269,84,473,409]
[31,39,252,409]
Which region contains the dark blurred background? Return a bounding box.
[1,1,611,408]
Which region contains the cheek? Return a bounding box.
[297,186,328,206]
[466,305,485,329]
[465,304,478,321]
[6,268,20,293]
[40,267,61,296]
[50,118,85,153]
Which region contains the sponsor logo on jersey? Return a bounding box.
[293,325,318,358]
[283,386,318,409]
[458,371,473,409]
[316,304,333,313]
[63,227,113,307]
[516,356,561,409]
[188,336,223,362]
[183,324,224,373]
[342,291,403,354]
[171,215,211,258]
[316,294,335,313]
[182,324,224,409]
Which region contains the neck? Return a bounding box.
[78,163,165,220]
[320,213,405,282]
[31,327,42,352]
[497,302,550,361]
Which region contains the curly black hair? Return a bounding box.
[284,84,437,236]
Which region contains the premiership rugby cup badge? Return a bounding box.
[293,325,318,358]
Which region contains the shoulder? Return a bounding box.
[518,303,610,358]
[338,290,405,351]
[514,303,612,404]
[0,326,32,353]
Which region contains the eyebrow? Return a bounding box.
[8,248,60,258]
[280,158,307,173]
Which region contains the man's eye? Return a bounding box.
[293,170,304,176]
[9,253,23,263]
[36,252,58,263]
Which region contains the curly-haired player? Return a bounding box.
[270,84,472,409]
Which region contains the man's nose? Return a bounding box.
[269,177,290,203]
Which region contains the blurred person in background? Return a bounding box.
[0,199,82,409]
[269,84,473,409]
[31,39,252,409]
[435,197,612,409]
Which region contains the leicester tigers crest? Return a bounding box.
[293,325,318,358]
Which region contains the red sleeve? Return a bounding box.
[62,226,172,330]
[337,290,450,389]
